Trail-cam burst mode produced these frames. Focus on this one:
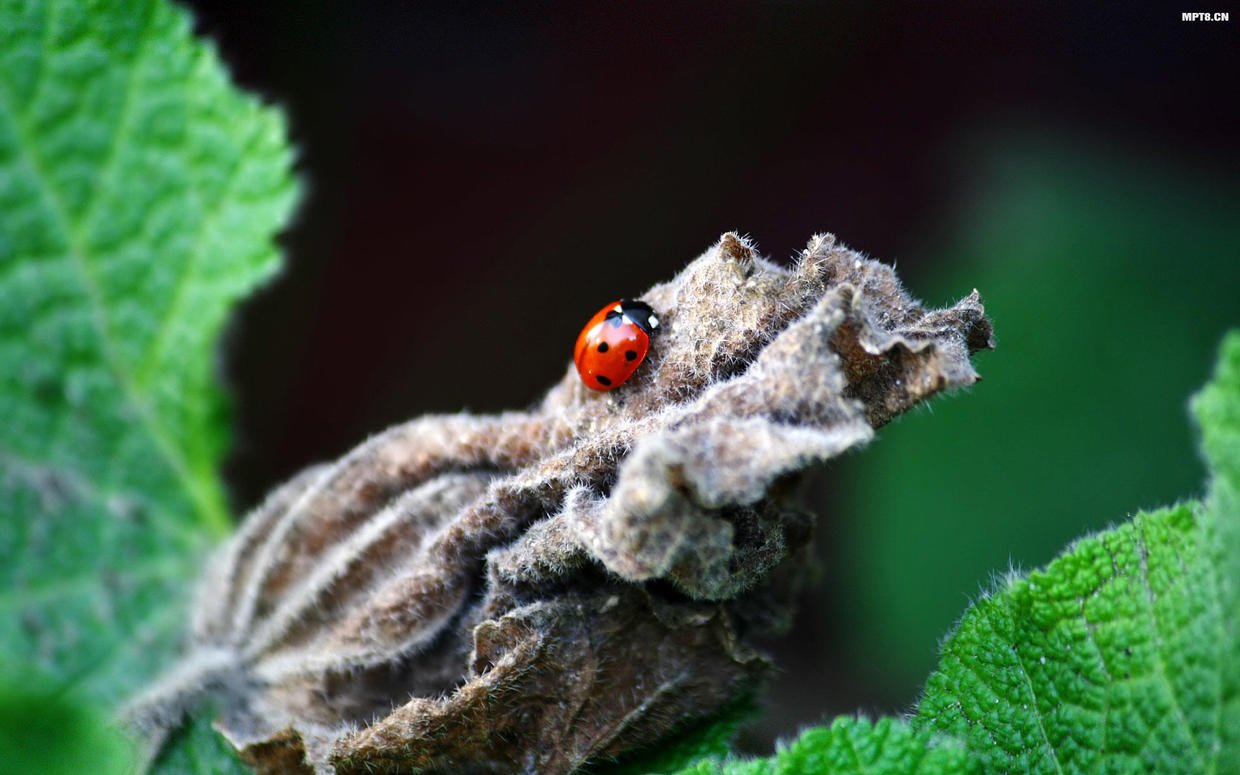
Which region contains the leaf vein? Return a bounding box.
[136,120,253,389]
[1136,520,1208,771]
[0,46,228,539]
[1008,630,1065,775]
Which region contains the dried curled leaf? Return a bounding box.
[126,233,993,774]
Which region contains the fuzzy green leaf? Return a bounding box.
[913,331,1240,773]
[1192,331,1240,772]
[1194,331,1240,489]
[0,0,295,717]
[647,717,974,775]
[658,334,1240,774]
[842,146,1240,692]
[914,502,1224,773]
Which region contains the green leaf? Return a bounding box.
[914,502,1225,773]
[912,330,1240,773]
[839,143,1240,690]
[1192,331,1240,773]
[592,695,755,775]
[149,706,253,775]
[646,717,974,775]
[657,333,1240,773]
[1194,331,1240,489]
[0,673,135,775]
[0,0,295,717]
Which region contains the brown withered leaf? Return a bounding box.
[124,232,993,774]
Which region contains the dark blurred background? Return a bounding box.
[183,0,1239,751]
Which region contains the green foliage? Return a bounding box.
[2,4,1236,773]
[646,717,973,775]
[917,499,1230,773]
[659,334,1240,773]
[149,706,254,775]
[1194,331,1240,490]
[1191,332,1240,772]
[0,0,295,768]
[0,672,134,775]
[839,141,1240,691]
[915,331,1240,774]
[594,696,755,775]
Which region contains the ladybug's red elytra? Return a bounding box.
[574,299,660,391]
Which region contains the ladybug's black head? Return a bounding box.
[614,299,659,335]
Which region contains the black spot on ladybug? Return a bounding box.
[598,342,609,353]
[596,375,612,387]
[625,350,637,361]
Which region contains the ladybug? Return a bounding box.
[574,299,660,391]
